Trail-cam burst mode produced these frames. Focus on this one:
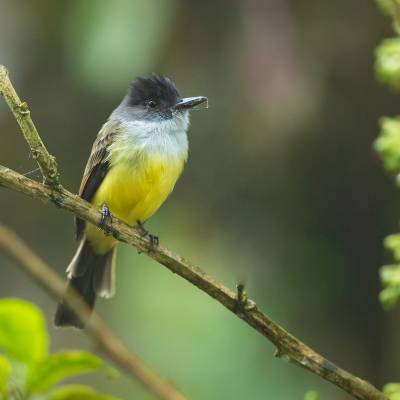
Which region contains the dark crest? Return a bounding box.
[128,74,180,108]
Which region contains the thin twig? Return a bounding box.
[0,224,186,400]
[0,66,59,186]
[0,64,387,400]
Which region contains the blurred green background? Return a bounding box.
[0,1,398,399]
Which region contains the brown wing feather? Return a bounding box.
[75,119,120,240]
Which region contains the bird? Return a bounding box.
[54,74,207,328]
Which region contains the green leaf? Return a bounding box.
[304,390,319,400]
[0,298,48,363]
[0,355,10,395]
[375,38,400,90]
[376,0,396,16]
[384,234,400,260]
[384,383,400,399]
[380,265,400,286]
[379,236,400,309]
[47,384,121,400]
[374,117,400,173]
[27,351,103,393]
[379,285,400,309]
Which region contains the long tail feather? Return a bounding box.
[54,239,116,329]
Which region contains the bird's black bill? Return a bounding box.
[175,96,208,110]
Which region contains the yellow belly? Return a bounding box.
[85,155,184,254]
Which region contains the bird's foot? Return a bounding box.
[137,221,159,248]
[236,283,256,314]
[100,203,113,236]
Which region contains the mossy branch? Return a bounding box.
[0,66,59,186]
[0,65,387,400]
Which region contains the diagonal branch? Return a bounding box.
[0,65,387,400]
[0,223,186,400]
[0,164,386,400]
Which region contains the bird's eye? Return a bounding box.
[147,100,157,108]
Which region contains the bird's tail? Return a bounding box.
[54,238,116,329]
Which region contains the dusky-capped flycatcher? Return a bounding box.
[54,75,207,328]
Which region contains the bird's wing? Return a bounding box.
[75,119,120,240]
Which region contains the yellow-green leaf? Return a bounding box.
[48,384,120,400]
[379,286,400,309]
[0,355,10,395]
[304,390,319,400]
[374,117,400,173]
[0,298,48,363]
[376,38,400,90]
[27,351,103,393]
[384,382,400,399]
[380,265,400,286]
[384,234,400,260]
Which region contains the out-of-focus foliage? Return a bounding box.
[47,385,120,400]
[0,355,10,398]
[384,383,400,400]
[0,298,48,364]
[375,1,400,311]
[376,0,395,15]
[66,0,177,96]
[379,265,400,308]
[379,235,400,308]
[376,0,400,33]
[304,390,320,400]
[0,299,119,400]
[374,117,400,173]
[26,351,104,393]
[375,38,400,89]
[384,233,400,261]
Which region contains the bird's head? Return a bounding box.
[125,74,207,122]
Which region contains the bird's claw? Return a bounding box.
[148,234,159,247]
[137,221,159,249]
[100,203,113,235]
